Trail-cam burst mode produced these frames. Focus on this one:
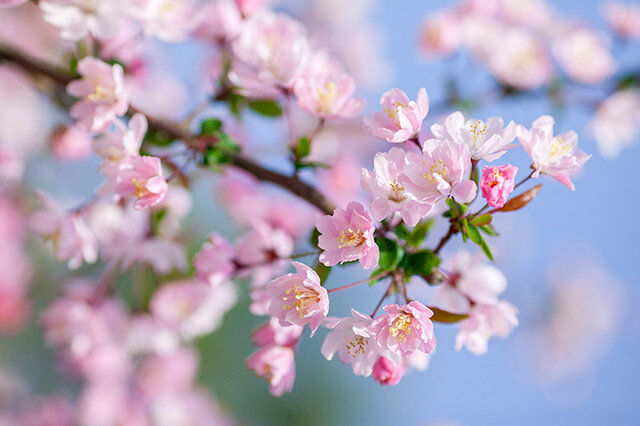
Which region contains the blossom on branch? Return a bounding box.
[364,88,429,143]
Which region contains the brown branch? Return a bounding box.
[0,45,335,215]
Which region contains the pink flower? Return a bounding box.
[317,201,379,269]
[30,192,98,269]
[193,233,236,286]
[265,261,328,335]
[235,0,262,16]
[434,250,508,314]
[372,356,403,386]
[193,0,242,42]
[67,58,129,133]
[552,27,615,84]
[361,147,434,226]
[93,114,147,169]
[370,301,436,356]
[517,115,591,190]
[479,164,517,208]
[364,88,429,143]
[230,10,310,97]
[114,156,168,209]
[401,138,476,204]
[419,10,461,57]
[136,347,199,395]
[235,221,293,285]
[0,0,28,7]
[321,309,391,377]
[589,88,640,159]
[431,111,517,161]
[293,51,365,119]
[150,279,237,341]
[51,125,93,161]
[131,0,199,42]
[252,317,303,348]
[39,0,127,41]
[246,346,296,397]
[605,1,640,39]
[455,301,518,355]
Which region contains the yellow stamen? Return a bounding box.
[337,228,365,248]
[281,285,320,319]
[389,313,413,343]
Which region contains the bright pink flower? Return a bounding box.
[479,164,517,208]
[39,0,127,41]
[193,233,236,286]
[265,261,328,335]
[51,125,93,161]
[372,356,403,386]
[67,58,129,133]
[517,115,591,190]
[364,88,429,143]
[114,156,168,209]
[194,0,242,42]
[252,317,303,348]
[589,89,640,158]
[431,111,517,161]
[131,0,199,42]
[317,201,379,269]
[150,279,236,341]
[434,250,508,314]
[370,301,436,356]
[552,27,615,84]
[455,301,518,355]
[605,1,640,39]
[230,10,310,96]
[246,345,295,397]
[419,10,461,57]
[361,147,434,226]
[294,51,365,119]
[30,192,98,269]
[321,309,392,377]
[401,138,476,204]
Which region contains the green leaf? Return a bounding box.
[314,262,331,285]
[216,133,240,154]
[297,136,311,158]
[368,267,386,286]
[375,237,404,271]
[309,228,320,247]
[469,214,492,226]
[69,56,79,75]
[248,99,283,117]
[479,224,499,237]
[406,220,434,247]
[393,224,410,241]
[145,128,176,147]
[200,118,223,136]
[228,93,245,118]
[461,217,469,243]
[402,250,440,280]
[150,208,167,235]
[467,224,494,261]
[203,146,230,169]
[429,307,469,323]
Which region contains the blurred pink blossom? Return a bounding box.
[246,345,296,397]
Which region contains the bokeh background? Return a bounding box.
[2,0,639,425]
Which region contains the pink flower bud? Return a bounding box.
[372,356,403,386]
[479,165,518,208]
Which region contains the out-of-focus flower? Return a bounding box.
[131,0,199,42]
[230,10,310,97]
[51,126,93,161]
[0,0,28,8]
[364,88,429,143]
[193,0,242,42]
[479,164,518,208]
[604,1,640,39]
[93,113,147,172]
[294,51,364,119]
[370,301,436,356]
[552,27,614,84]
[317,201,379,269]
[318,151,363,208]
[193,233,236,286]
[431,112,517,162]
[246,345,295,397]
[67,57,129,133]
[266,261,328,335]
[361,147,434,226]
[419,10,461,57]
[39,0,128,41]
[252,317,303,348]
[235,221,293,285]
[114,156,168,209]
[589,88,640,159]
[455,302,518,355]
[372,356,403,386]
[235,0,262,16]
[517,115,590,190]
[401,138,476,204]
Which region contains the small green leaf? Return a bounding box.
[402,250,440,279]
[405,220,434,247]
[200,118,223,136]
[429,307,469,323]
[297,137,311,158]
[145,128,176,147]
[461,217,469,242]
[228,93,245,118]
[216,133,240,154]
[69,56,79,75]
[470,214,492,226]
[467,224,494,261]
[309,228,320,247]
[314,262,331,285]
[248,99,283,117]
[368,267,386,286]
[375,237,404,271]
[203,146,230,169]
[479,224,499,237]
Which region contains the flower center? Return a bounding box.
[488,168,503,188]
[383,102,407,127]
[337,228,365,248]
[549,136,572,162]
[423,159,448,185]
[317,81,338,114]
[282,285,320,319]
[389,179,406,202]
[468,120,487,149]
[389,313,413,343]
[87,79,113,103]
[131,178,150,198]
[345,335,368,358]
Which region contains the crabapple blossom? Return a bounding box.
[455,301,519,355]
[67,58,129,133]
[401,138,476,204]
[39,0,127,41]
[131,0,199,42]
[265,261,328,335]
[194,0,243,42]
[604,1,640,40]
[317,201,379,269]
[589,88,640,159]
[517,115,591,190]
[479,164,518,208]
[372,356,403,386]
[419,10,461,57]
[93,113,147,171]
[50,125,93,161]
[246,345,296,397]
[364,88,429,143]
[370,301,436,356]
[431,112,517,162]
[193,233,236,286]
[114,156,168,209]
[552,27,615,84]
[235,0,263,16]
[361,147,434,226]
[252,317,303,348]
[293,51,365,119]
[321,309,393,377]
[0,0,28,7]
